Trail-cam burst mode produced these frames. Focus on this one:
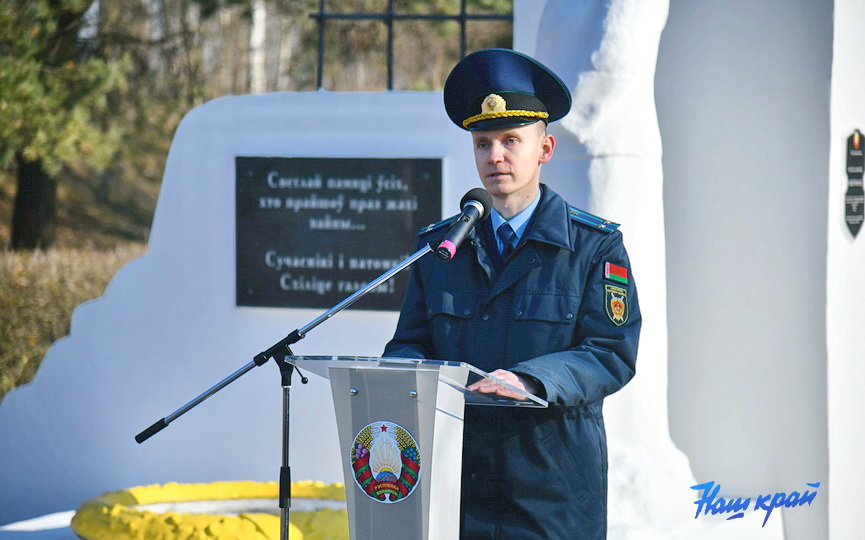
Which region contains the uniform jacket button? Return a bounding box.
[482,313,490,321]
[565,312,574,320]
[464,309,471,316]
[470,473,478,481]
[515,310,523,317]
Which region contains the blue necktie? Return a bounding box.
[497,222,517,259]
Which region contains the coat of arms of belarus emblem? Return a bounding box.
[351,421,421,503]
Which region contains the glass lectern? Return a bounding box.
[288,356,548,540]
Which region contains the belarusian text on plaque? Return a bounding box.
[236,157,442,310]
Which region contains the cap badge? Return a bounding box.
[482,94,507,114]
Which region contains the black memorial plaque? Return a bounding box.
[236,157,442,310]
[846,130,864,238]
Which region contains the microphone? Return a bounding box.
[436,188,493,260]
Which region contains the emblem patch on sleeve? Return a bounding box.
[604,284,629,326]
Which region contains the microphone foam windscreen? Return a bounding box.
[460,188,493,221]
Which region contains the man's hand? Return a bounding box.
[466,369,538,400]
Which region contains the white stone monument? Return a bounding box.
[827,1,865,538]
[0,92,479,525]
[517,0,784,537]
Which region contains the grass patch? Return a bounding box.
[0,244,146,403]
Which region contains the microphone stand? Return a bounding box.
[135,243,434,540]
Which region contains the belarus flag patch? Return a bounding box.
[604,262,629,285]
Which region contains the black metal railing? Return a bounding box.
[310,0,513,90]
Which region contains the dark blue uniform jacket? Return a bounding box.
[384,185,641,539]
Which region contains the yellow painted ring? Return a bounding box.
[70,481,348,540]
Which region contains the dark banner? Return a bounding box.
[236,157,442,310]
[846,130,863,238]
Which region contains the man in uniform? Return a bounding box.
[383,48,641,539]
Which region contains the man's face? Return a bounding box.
[471,122,555,201]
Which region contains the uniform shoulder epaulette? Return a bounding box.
[417,214,458,236]
[567,205,620,233]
